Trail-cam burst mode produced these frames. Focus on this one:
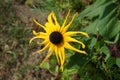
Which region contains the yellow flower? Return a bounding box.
[30,10,89,71]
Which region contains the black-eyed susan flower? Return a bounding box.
[30,10,89,71]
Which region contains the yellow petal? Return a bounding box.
[40,44,54,66]
[65,37,85,48]
[58,50,62,65]
[45,22,55,33]
[51,12,60,28]
[60,65,64,72]
[61,47,65,65]
[48,12,59,25]
[32,43,50,55]
[40,45,54,65]
[29,35,46,44]
[54,46,60,65]
[32,30,38,35]
[47,12,60,31]
[64,42,87,54]
[29,30,47,43]
[61,9,71,31]
[56,48,65,71]
[33,30,46,36]
[48,12,53,24]
[62,12,78,33]
[59,47,65,71]
[58,48,64,65]
[38,39,49,45]
[64,31,89,38]
[40,51,53,65]
[29,37,38,44]
[33,18,46,31]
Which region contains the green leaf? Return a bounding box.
[109,21,120,38]
[116,58,120,68]
[66,53,88,69]
[104,34,119,44]
[40,62,50,70]
[89,37,97,48]
[100,46,110,55]
[76,0,117,19]
[61,68,77,80]
[99,2,117,19]
[84,4,117,36]
[63,68,77,75]
[49,65,59,73]
[100,46,110,61]
[106,57,116,68]
[103,17,117,38]
[50,55,57,64]
[76,0,105,18]
[77,0,118,39]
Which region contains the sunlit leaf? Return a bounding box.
[40,62,50,70]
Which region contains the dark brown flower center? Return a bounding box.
[49,31,63,44]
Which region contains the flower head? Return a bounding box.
[30,10,89,71]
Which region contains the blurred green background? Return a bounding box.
[0,0,120,80]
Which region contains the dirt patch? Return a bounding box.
[13,4,49,28]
